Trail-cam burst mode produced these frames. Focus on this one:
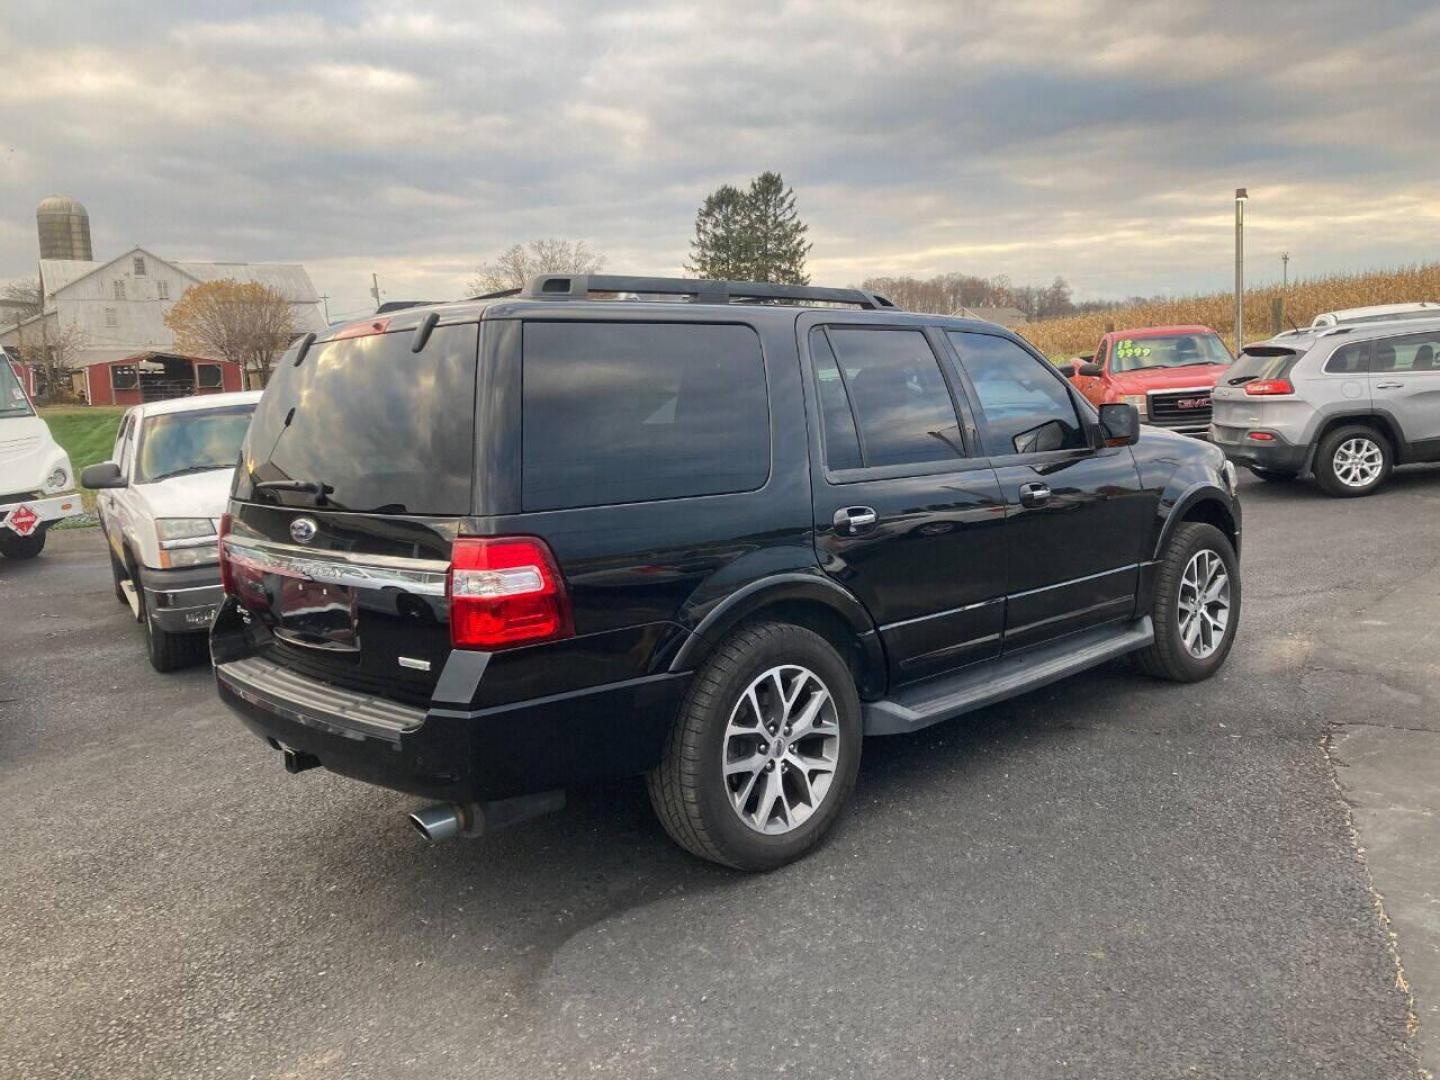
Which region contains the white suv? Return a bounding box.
[83,391,261,669]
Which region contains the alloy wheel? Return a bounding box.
[1177,549,1231,660]
[1332,437,1384,488]
[722,664,841,835]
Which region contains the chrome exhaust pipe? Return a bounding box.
[408,790,566,842]
[409,803,465,842]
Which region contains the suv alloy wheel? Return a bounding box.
[1134,523,1241,682]
[647,621,863,871]
[1314,424,1392,498]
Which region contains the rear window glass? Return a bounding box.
[521,321,769,511]
[1225,347,1300,384]
[238,324,479,515]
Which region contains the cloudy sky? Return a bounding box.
[2,0,1437,318]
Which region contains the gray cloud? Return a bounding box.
[2,0,1437,317]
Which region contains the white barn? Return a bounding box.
[0,246,328,391]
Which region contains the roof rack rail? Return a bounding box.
[518,274,896,311]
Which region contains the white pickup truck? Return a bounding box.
[82,391,262,670]
[1,359,84,558]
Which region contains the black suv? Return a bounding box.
[213,275,1242,870]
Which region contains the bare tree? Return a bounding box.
[468,239,605,295]
[165,279,295,388]
[2,276,44,322]
[13,317,86,403]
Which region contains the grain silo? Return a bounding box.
[36,195,93,261]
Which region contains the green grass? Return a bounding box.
[38,405,125,511]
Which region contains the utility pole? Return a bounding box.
[1234,188,1247,352]
[369,273,382,310]
[1281,251,1290,291]
[319,294,331,323]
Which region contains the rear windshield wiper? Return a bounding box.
[1227,375,1260,386]
[254,479,326,494]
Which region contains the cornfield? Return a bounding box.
[1016,263,1440,359]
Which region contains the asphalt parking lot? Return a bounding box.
[4,467,1440,1080]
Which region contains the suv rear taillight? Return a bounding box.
[448,537,573,650]
[218,512,235,596]
[1244,379,1294,396]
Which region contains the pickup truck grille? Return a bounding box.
[1147,389,1213,428]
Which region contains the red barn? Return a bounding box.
[81,352,244,406]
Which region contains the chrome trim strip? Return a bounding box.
[1009,562,1138,600]
[142,582,222,596]
[1146,386,1214,396]
[880,595,1004,632]
[223,536,448,596]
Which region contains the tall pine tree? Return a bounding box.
[686,184,751,280]
[744,171,810,284]
[686,172,811,284]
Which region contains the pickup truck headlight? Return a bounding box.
[161,545,219,568]
[44,466,70,493]
[1122,394,1148,418]
[156,518,219,568]
[156,518,216,542]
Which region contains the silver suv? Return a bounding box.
[1211,317,1440,497]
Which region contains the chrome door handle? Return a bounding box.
[1375,381,1404,389]
[833,506,878,534]
[1019,482,1051,507]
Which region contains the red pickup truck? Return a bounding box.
[1061,325,1234,438]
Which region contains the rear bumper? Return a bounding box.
[215,652,692,802]
[1210,426,1309,473]
[138,563,224,633]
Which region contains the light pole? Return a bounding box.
[1234,188,1247,352]
[1281,251,1289,291]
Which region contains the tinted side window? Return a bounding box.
[1324,341,1369,374]
[824,328,964,468]
[949,332,1089,457]
[808,329,864,470]
[521,322,769,512]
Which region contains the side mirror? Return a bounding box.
[1097,403,1140,446]
[1077,363,1104,377]
[81,461,126,489]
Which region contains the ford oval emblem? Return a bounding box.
[290,517,318,544]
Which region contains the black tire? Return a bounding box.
[1313,424,1392,498]
[1247,466,1297,482]
[1134,522,1240,683]
[646,621,863,871]
[0,527,46,559]
[133,561,207,673]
